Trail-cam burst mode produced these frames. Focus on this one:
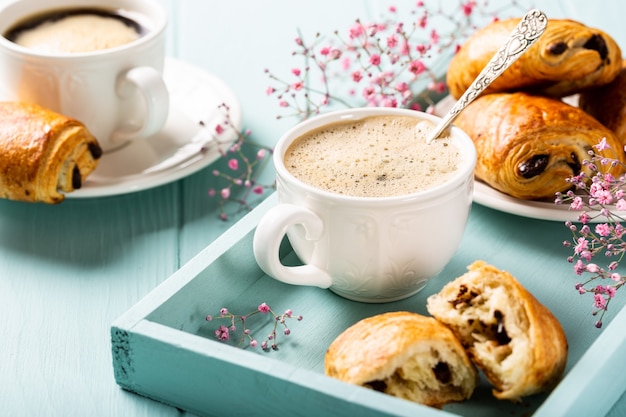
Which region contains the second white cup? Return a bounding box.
[0,0,169,152]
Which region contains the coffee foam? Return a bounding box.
[13,14,139,53]
[284,115,461,197]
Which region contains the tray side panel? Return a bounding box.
[112,320,452,417]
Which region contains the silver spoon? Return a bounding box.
[425,9,548,144]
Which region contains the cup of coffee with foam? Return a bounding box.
[0,0,169,152]
[253,108,477,303]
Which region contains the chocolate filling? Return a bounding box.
[519,154,549,178]
[88,142,103,159]
[365,379,387,392]
[583,34,608,60]
[433,361,452,384]
[547,41,568,55]
[72,165,82,189]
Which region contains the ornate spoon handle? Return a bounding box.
[426,9,548,144]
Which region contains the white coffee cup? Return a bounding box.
[253,108,477,303]
[0,0,169,152]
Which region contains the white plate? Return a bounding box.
[435,95,620,223]
[473,181,584,222]
[68,58,241,198]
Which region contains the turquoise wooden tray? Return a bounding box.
[111,193,626,417]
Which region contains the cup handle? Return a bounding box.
[113,66,169,143]
[253,203,333,288]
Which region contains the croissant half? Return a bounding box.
[0,102,102,203]
[426,261,568,401]
[446,18,622,99]
[453,92,625,200]
[325,311,478,408]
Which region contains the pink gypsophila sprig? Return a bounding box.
[205,303,303,350]
[264,1,527,120]
[204,104,275,221]
[556,141,626,328]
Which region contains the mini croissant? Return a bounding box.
[446,18,622,99]
[325,311,478,408]
[453,92,625,200]
[0,101,102,203]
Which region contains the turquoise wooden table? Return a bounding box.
[1,1,625,416]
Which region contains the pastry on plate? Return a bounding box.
[579,60,626,145]
[446,18,622,99]
[324,311,478,408]
[426,261,568,401]
[453,92,624,200]
[0,101,102,203]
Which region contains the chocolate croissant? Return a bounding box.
[579,60,626,145]
[446,18,622,99]
[454,92,624,200]
[0,101,102,203]
[427,261,568,402]
[325,311,478,408]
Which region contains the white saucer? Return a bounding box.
[69,58,241,198]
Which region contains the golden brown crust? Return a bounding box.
[426,261,568,401]
[579,60,626,145]
[446,18,622,99]
[324,311,478,408]
[454,92,624,200]
[0,101,102,203]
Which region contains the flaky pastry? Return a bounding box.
[426,261,568,401]
[324,311,478,408]
[453,92,625,200]
[446,18,622,99]
[0,101,102,203]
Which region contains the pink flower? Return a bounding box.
[258,303,270,313]
[266,86,275,95]
[220,188,231,199]
[352,71,363,82]
[570,196,584,210]
[320,46,331,56]
[430,29,440,44]
[256,149,266,160]
[228,158,239,171]
[395,81,410,93]
[362,86,376,99]
[369,54,381,65]
[462,1,475,16]
[291,68,301,76]
[594,137,610,151]
[594,293,607,309]
[215,325,230,341]
[387,34,398,48]
[215,124,225,135]
[595,223,611,237]
[409,59,426,75]
[607,286,617,297]
[349,23,365,39]
[253,186,264,195]
[292,81,303,91]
